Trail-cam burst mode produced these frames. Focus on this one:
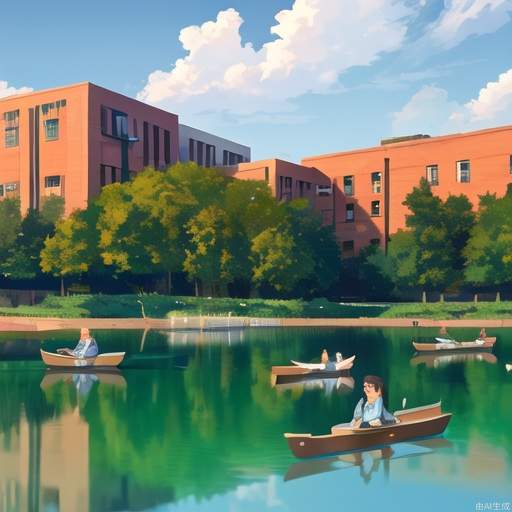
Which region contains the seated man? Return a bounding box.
[350,375,397,428]
[57,327,99,359]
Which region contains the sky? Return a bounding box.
[1,0,512,162]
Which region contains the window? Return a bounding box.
[111,166,117,183]
[456,160,470,183]
[45,176,61,188]
[371,200,380,216]
[153,125,160,168]
[100,165,106,187]
[343,176,354,195]
[45,119,59,140]
[0,185,3,197]
[345,203,354,222]
[371,172,382,193]
[196,140,203,166]
[284,177,292,189]
[342,240,355,258]
[101,107,108,132]
[317,185,332,196]
[164,130,171,165]
[143,122,149,166]
[306,182,311,190]
[509,155,512,175]
[112,110,128,138]
[370,238,380,246]
[426,165,439,186]
[5,127,18,147]
[4,109,19,147]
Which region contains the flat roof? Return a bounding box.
[302,124,512,162]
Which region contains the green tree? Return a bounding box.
[0,198,22,277]
[40,205,101,295]
[464,191,512,285]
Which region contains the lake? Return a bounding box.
[0,327,511,512]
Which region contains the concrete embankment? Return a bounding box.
[1,316,511,333]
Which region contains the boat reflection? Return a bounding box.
[40,369,127,397]
[284,438,453,483]
[410,351,497,368]
[273,376,354,395]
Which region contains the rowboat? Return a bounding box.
[506,364,512,372]
[284,402,451,458]
[412,337,496,352]
[271,355,355,385]
[40,349,125,368]
[410,351,497,368]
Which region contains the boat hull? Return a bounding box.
[284,402,452,458]
[413,337,496,352]
[40,349,125,368]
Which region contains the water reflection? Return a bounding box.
[273,376,355,395]
[410,352,497,368]
[160,329,245,345]
[284,438,453,483]
[40,370,127,397]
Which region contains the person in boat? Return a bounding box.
[350,375,397,428]
[321,349,329,365]
[479,328,487,339]
[57,327,99,359]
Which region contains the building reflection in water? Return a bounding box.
[0,370,126,512]
[160,328,245,346]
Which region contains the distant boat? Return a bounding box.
[506,364,512,372]
[271,355,355,385]
[284,402,451,458]
[40,349,125,369]
[412,337,496,352]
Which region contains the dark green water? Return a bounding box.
[0,327,511,512]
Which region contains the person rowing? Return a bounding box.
[57,327,99,359]
[350,375,397,428]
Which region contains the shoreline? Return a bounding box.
[1,316,511,332]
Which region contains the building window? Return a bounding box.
[111,167,117,183]
[45,176,61,188]
[101,107,108,133]
[100,165,106,187]
[343,176,354,195]
[5,127,19,147]
[112,110,128,138]
[509,155,512,175]
[345,203,354,222]
[133,119,138,138]
[45,119,59,140]
[197,140,204,166]
[370,238,380,246]
[371,200,381,216]
[143,122,149,166]
[456,160,470,183]
[284,177,292,189]
[0,185,3,197]
[164,130,171,165]
[426,165,439,186]
[4,109,19,148]
[342,240,355,258]
[153,125,160,168]
[371,172,382,193]
[317,185,332,196]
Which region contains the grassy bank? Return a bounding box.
[0,294,511,319]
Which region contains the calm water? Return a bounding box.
[0,327,511,512]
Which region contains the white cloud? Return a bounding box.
[429,0,512,49]
[0,80,33,99]
[391,67,512,135]
[137,1,412,116]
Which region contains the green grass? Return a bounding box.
[0,294,511,319]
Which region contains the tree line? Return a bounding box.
[354,178,512,299]
[0,163,341,297]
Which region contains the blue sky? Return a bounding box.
[1,0,512,162]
